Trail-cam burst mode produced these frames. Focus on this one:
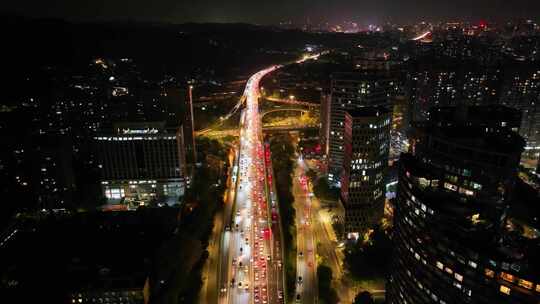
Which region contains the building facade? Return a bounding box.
[95,121,187,207]
[184,85,197,164]
[406,65,502,124]
[388,107,540,304]
[500,69,540,156]
[327,72,392,186]
[320,91,331,159]
[340,107,391,238]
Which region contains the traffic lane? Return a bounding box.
[229,156,250,303]
[218,173,237,303]
[265,150,285,304]
[293,167,317,304]
[220,65,280,304]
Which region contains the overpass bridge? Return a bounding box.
[261,108,309,119]
[198,123,319,138]
[263,96,319,108]
[262,124,319,133]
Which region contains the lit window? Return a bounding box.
[518,279,533,290]
[501,272,514,283]
[500,285,511,295]
[468,261,477,269]
[455,273,463,282]
[445,267,453,274]
[436,261,444,270]
[485,269,495,278]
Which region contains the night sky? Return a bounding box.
[2,0,540,24]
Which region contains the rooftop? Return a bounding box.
[346,106,390,118]
[1,209,179,302]
[429,104,522,127]
[331,71,393,82]
[429,125,525,155]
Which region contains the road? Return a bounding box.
[264,142,286,303]
[201,148,237,304]
[296,157,353,303]
[216,65,285,304]
[264,97,319,108]
[292,155,318,304]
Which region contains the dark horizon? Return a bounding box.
[2,0,540,26]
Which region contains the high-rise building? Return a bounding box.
[320,91,331,159]
[387,106,540,304]
[95,121,187,207]
[340,107,391,238]
[500,69,540,155]
[428,104,522,132]
[327,72,392,186]
[184,85,197,164]
[31,134,76,209]
[406,64,502,124]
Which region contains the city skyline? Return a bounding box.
[1,7,540,304]
[3,0,540,25]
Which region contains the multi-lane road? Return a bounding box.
[217,65,285,304]
[209,54,322,304]
[293,155,318,304]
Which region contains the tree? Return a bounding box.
[313,177,339,201]
[344,225,392,281]
[268,133,298,299]
[306,168,318,182]
[317,264,339,304]
[353,291,374,304]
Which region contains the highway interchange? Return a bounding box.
[218,66,284,304]
[214,53,325,304]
